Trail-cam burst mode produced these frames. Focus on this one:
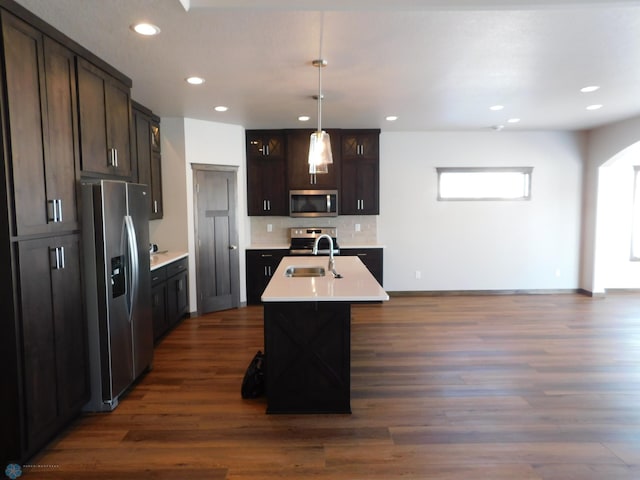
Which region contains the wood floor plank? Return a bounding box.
[23,293,640,479]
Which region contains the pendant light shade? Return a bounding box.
[308,58,332,175]
[309,130,332,174]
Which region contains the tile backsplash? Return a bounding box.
[250,216,378,246]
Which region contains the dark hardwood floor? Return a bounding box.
[27,294,640,479]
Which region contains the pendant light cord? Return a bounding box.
[317,62,322,133]
[317,12,325,133]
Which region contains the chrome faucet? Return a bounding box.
[312,234,342,278]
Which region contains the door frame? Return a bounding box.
[192,163,240,315]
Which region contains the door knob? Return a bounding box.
[229,245,238,250]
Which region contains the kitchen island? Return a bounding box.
[261,256,388,413]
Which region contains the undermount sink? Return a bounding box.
[284,265,326,277]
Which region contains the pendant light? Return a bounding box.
[308,15,332,182]
[309,59,332,178]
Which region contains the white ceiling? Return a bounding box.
[13,0,640,131]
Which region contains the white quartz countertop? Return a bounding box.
[150,251,188,271]
[246,244,385,250]
[262,256,389,303]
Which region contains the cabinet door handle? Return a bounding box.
[50,246,59,269]
[265,144,270,156]
[357,253,367,257]
[48,199,57,222]
[153,200,158,213]
[177,279,183,292]
[261,254,273,258]
[108,148,117,167]
[56,199,63,222]
[50,246,65,270]
[267,200,271,211]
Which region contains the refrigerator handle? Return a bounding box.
[124,215,139,323]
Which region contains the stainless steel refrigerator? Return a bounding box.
[81,180,153,411]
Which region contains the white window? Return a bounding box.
[437,167,533,201]
[631,166,640,260]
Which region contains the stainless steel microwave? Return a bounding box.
[289,190,338,217]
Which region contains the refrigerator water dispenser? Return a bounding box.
[111,255,125,298]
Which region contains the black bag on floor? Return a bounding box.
[241,350,265,398]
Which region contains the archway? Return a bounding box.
[593,140,640,292]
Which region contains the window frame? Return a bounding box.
[436,166,533,201]
[630,166,640,261]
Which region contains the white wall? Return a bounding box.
[149,117,188,251]
[183,118,248,309]
[379,131,585,292]
[150,118,248,311]
[159,120,640,299]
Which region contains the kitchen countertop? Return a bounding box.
[150,251,188,271]
[246,244,385,250]
[246,244,290,250]
[262,256,389,303]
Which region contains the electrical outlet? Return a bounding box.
[415,270,421,279]
[355,223,361,232]
[267,224,273,233]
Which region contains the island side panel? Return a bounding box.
[264,302,351,414]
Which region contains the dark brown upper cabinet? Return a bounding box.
[340,130,380,215]
[77,58,133,179]
[2,13,80,236]
[286,128,341,190]
[132,101,163,219]
[246,130,287,216]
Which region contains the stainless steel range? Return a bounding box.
[289,227,339,255]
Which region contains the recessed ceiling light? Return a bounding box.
[185,76,205,85]
[586,104,603,110]
[298,115,310,122]
[214,106,228,112]
[385,116,398,122]
[580,85,600,93]
[507,118,521,124]
[131,23,161,36]
[489,105,504,111]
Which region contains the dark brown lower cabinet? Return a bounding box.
[340,248,383,286]
[246,249,288,305]
[151,267,168,342]
[151,257,189,342]
[264,302,351,414]
[12,233,88,460]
